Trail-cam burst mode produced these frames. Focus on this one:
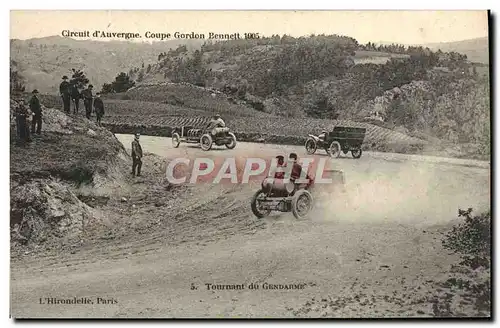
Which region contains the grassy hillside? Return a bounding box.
[106,82,273,117]
[352,50,409,65]
[39,85,272,119]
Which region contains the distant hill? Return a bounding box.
[11,35,488,95]
[423,37,489,64]
[374,37,488,64]
[10,36,203,93]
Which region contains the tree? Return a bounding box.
[102,72,135,93]
[101,83,114,94]
[70,68,90,89]
[10,61,25,94]
[146,64,152,74]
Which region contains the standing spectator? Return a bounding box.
[70,80,81,114]
[131,133,143,177]
[59,75,71,113]
[93,92,105,126]
[81,84,94,119]
[15,99,31,143]
[29,89,42,135]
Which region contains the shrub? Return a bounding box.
[442,208,491,264]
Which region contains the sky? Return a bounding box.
[10,10,489,45]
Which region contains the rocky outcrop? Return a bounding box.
[10,179,98,246]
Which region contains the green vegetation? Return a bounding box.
[438,208,491,316]
[101,72,136,94]
[12,34,490,160]
[443,208,491,270]
[69,68,89,89]
[130,34,489,159]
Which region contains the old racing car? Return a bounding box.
[305,126,366,159]
[251,157,346,220]
[251,177,314,220]
[171,125,237,151]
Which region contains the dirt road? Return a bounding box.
[11,135,490,318]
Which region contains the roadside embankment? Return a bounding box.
[10,99,131,253]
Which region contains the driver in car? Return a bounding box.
[318,130,327,143]
[206,114,226,134]
[288,153,313,189]
[269,155,286,179]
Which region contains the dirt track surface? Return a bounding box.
[11,136,490,318]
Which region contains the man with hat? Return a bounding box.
[81,84,94,119]
[93,92,105,126]
[131,133,143,177]
[29,89,43,135]
[59,75,71,113]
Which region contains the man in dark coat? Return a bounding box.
[131,133,143,177]
[29,89,42,135]
[59,75,71,113]
[93,92,105,126]
[70,80,81,114]
[15,99,31,143]
[81,84,94,119]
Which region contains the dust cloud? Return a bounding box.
[311,161,490,226]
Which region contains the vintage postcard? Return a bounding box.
[10,10,491,319]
